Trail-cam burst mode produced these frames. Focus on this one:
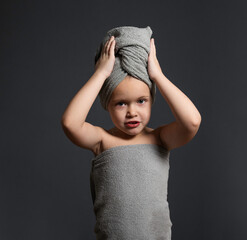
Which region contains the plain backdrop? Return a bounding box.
[1,0,247,239]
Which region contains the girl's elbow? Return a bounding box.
[186,115,201,133]
[191,117,201,134]
[192,112,202,128]
[61,116,75,129]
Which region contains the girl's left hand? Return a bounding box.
[147,38,163,81]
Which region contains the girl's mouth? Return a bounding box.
[125,121,140,128]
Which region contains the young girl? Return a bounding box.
[61,26,201,240]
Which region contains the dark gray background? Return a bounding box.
[1,0,246,239]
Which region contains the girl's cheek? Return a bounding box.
[114,109,125,119]
[115,107,123,111]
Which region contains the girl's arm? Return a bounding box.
[148,38,201,151]
[61,36,116,152]
[154,73,201,151]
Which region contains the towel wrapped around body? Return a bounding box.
[90,144,173,240]
[94,26,156,110]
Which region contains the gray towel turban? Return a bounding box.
[94,26,156,110]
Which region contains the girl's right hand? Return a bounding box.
[95,36,116,79]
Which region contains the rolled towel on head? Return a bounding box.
[94,26,156,110]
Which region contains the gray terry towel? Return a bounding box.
[94,26,156,110]
[90,144,172,240]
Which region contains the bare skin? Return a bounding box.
[61,36,202,157]
[97,75,163,156]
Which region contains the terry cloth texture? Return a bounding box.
[90,144,172,240]
[94,26,156,110]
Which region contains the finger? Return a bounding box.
[109,38,116,56]
[103,37,111,55]
[106,36,114,54]
[103,39,109,55]
[152,38,156,56]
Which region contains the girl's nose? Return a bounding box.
[126,105,137,117]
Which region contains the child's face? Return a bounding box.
[107,76,152,137]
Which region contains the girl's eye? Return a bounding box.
[138,99,146,104]
[117,102,126,106]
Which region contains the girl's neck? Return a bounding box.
[108,127,151,140]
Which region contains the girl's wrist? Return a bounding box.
[150,71,165,82]
[93,69,109,81]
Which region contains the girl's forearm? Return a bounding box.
[153,73,201,130]
[61,70,106,127]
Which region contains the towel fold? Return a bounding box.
[94,26,156,110]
